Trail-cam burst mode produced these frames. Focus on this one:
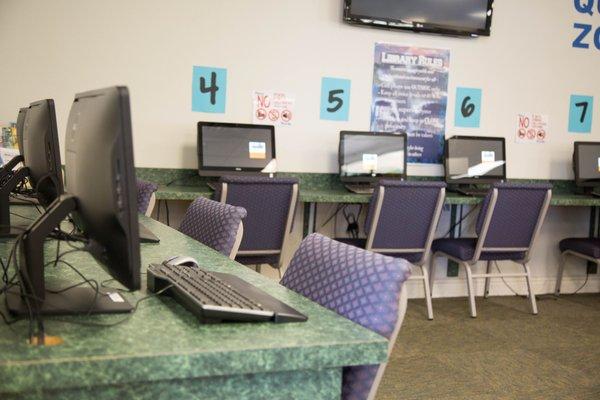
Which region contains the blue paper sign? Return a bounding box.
[192,66,227,113]
[569,95,594,133]
[454,87,482,128]
[320,77,351,121]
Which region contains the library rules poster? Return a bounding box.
[370,43,450,164]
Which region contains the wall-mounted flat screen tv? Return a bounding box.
[343,0,494,37]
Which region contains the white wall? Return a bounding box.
[2,0,599,299]
[1,0,599,177]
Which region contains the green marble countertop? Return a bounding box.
[0,210,388,395]
[153,183,600,207]
[137,168,600,206]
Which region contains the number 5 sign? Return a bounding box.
[569,95,594,133]
[192,66,227,113]
[454,87,482,128]
[320,77,351,121]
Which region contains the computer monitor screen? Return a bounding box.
[339,131,407,182]
[574,142,600,187]
[65,86,140,291]
[16,107,28,155]
[21,99,64,206]
[445,136,506,184]
[197,122,276,176]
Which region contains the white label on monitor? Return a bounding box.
[597,157,600,172]
[108,292,125,303]
[481,151,495,163]
[362,153,378,172]
[248,141,266,159]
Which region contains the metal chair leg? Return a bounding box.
[554,252,566,296]
[484,260,492,298]
[464,263,477,318]
[277,267,282,280]
[428,253,436,297]
[419,265,434,320]
[523,263,538,315]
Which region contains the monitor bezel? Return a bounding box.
[197,121,276,177]
[343,0,494,38]
[573,141,600,188]
[444,135,506,185]
[338,130,408,183]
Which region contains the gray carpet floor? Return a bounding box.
[377,294,600,399]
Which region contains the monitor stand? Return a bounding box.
[6,286,133,316]
[7,194,133,316]
[139,221,159,243]
[582,187,600,198]
[449,184,490,197]
[0,166,33,237]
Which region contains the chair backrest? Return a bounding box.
[474,182,552,261]
[219,176,298,257]
[178,196,247,259]
[136,178,158,216]
[281,233,411,400]
[364,180,446,264]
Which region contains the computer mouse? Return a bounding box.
[164,255,199,268]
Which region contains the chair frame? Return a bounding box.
[220,182,298,269]
[229,222,244,260]
[145,192,156,217]
[367,286,408,400]
[365,185,446,320]
[555,249,599,295]
[429,187,552,318]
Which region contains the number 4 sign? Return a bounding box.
[192,66,227,113]
[454,87,482,128]
[569,95,594,133]
[320,77,351,121]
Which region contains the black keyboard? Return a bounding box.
[147,263,307,323]
[344,183,374,194]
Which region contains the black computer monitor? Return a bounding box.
[8,86,140,316]
[21,99,64,207]
[0,108,27,178]
[0,101,64,237]
[16,107,28,155]
[197,122,276,177]
[445,136,506,185]
[573,142,600,189]
[339,131,407,183]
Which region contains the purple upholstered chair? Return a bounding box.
[218,176,298,275]
[430,183,552,317]
[179,197,247,259]
[555,238,600,295]
[337,180,446,320]
[136,178,158,216]
[281,233,411,400]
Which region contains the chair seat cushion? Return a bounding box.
[431,238,526,262]
[559,238,600,259]
[335,238,423,263]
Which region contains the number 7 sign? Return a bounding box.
[320,77,351,121]
[569,95,594,133]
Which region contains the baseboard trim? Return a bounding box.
[405,275,600,299]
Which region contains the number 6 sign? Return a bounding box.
[320,77,351,121]
[454,87,482,128]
